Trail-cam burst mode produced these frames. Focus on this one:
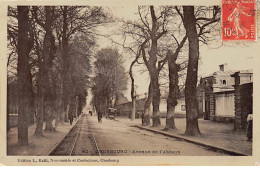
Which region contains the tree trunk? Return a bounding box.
[164,50,180,130]
[68,95,76,122]
[34,97,44,136]
[183,6,201,136]
[150,6,161,127]
[54,100,59,129]
[151,73,161,127]
[44,100,55,131]
[17,6,34,146]
[131,98,136,120]
[64,104,70,122]
[60,6,71,123]
[45,119,54,131]
[129,59,136,121]
[59,83,65,125]
[77,96,83,117]
[28,71,35,125]
[34,6,55,136]
[142,83,152,126]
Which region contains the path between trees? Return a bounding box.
[7,116,81,156]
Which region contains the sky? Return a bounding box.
[86,6,258,108]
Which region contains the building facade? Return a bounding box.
[197,64,253,130]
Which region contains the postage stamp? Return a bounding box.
[222,0,256,41]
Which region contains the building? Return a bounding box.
[197,63,253,130]
[116,96,186,118]
[116,98,146,118]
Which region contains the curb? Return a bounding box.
[135,125,248,156]
[47,114,83,156]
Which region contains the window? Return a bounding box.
[220,79,227,85]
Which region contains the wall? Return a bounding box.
[215,75,235,86]
[234,83,253,130]
[117,98,186,118]
[159,99,186,118]
[175,99,186,115]
[215,92,235,117]
[232,71,253,130]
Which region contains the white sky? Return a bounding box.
[88,6,258,104]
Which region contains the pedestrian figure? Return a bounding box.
[69,112,74,125]
[98,110,102,123]
[141,111,144,124]
[247,113,253,141]
[89,110,92,116]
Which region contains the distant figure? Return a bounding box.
[247,113,253,141]
[97,110,102,123]
[89,110,93,116]
[141,112,144,124]
[69,113,74,125]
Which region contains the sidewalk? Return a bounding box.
[7,117,80,156]
[115,117,252,156]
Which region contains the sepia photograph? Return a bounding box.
[1,0,260,165]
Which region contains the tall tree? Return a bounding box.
[122,6,168,126]
[164,35,187,130]
[59,6,70,123]
[129,53,138,121]
[180,6,220,136]
[8,6,36,131]
[128,42,148,122]
[157,8,188,130]
[144,6,166,126]
[183,6,201,136]
[33,6,57,135]
[92,48,128,114]
[17,6,34,145]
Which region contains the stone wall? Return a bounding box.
[209,93,215,120]
[234,83,253,130]
[232,71,253,130]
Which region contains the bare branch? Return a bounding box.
[138,6,150,32]
[175,6,184,22]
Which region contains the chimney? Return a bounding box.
[219,63,228,71]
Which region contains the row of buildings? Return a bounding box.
[117,64,253,130]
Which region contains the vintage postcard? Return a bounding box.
[0,0,260,166]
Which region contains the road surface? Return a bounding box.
[50,114,225,156]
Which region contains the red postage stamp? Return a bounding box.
[222,0,256,41]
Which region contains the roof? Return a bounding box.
[233,69,253,74]
[203,69,253,78]
[213,70,237,76]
